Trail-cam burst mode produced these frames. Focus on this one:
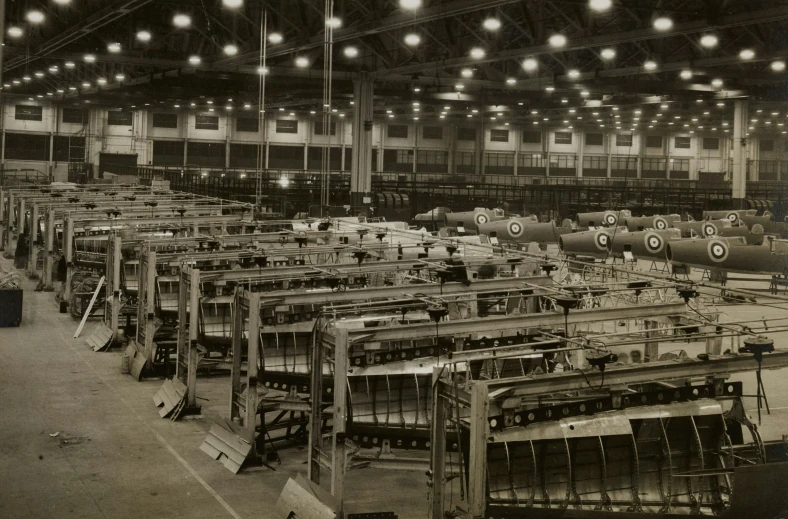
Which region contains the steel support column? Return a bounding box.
[350,75,374,207]
[731,99,749,206]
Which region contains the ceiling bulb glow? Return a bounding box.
[49,66,58,72]
[580,90,590,96]
[548,34,567,47]
[84,54,96,62]
[653,17,673,31]
[680,69,692,79]
[506,78,516,84]
[188,55,201,65]
[26,10,45,24]
[257,66,269,75]
[460,68,473,77]
[711,78,723,87]
[482,18,501,31]
[470,47,485,59]
[222,0,243,7]
[82,82,90,87]
[739,49,755,60]
[771,60,786,72]
[295,56,309,67]
[34,72,44,78]
[54,0,71,4]
[223,44,238,56]
[643,60,657,71]
[522,57,538,71]
[343,46,358,58]
[700,34,718,48]
[325,17,341,29]
[545,86,555,91]
[7,27,23,38]
[97,78,107,85]
[567,69,580,79]
[268,32,283,44]
[404,33,421,46]
[589,0,612,11]
[115,74,125,81]
[23,75,31,81]
[455,83,464,90]
[600,47,616,60]
[108,43,121,53]
[136,30,151,42]
[399,0,422,9]
[173,14,192,28]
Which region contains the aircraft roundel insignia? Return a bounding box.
[507,220,524,238]
[653,217,668,230]
[595,231,611,251]
[644,232,664,254]
[605,213,618,226]
[726,212,739,223]
[475,213,489,226]
[707,239,729,263]
[702,222,718,238]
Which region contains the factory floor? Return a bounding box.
[1,255,787,519]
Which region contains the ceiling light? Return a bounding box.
[268,32,283,45]
[717,102,725,107]
[48,66,58,72]
[343,46,358,58]
[680,69,692,79]
[567,69,580,79]
[223,44,238,56]
[115,74,125,81]
[189,55,201,65]
[82,82,90,88]
[325,17,342,29]
[506,78,516,84]
[97,78,107,85]
[12,80,19,85]
[107,43,121,53]
[173,14,191,28]
[545,86,555,91]
[257,66,269,75]
[84,54,96,62]
[54,0,71,4]
[222,0,243,7]
[643,60,657,71]
[548,34,567,47]
[771,60,786,72]
[7,27,23,38]
[460,68,473,77]
[413,86,420,91]
[700,34,718,48]
[589,0,612,11]
[580,90,590,96]
[522,57,538,71]
[482,18,501,31]
[399,0,422,9]
[26,10,45,24]
[295,56,309,67]
[34,71,44,78]
[470,47,485,59]
[471,109,478,114]
[711,78,723,87]
[23,75,31,82]
[600,48,616,60]
[136,30,151,42]
[739,49,755,60]
[653,17,673,31]
[404,33,421,46]
[660,103,668,109]
[455,83,464,90]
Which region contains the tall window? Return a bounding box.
[422,126,443,140]
[702,137,719,150]
[554,131,572,145]
[53,136,86,162]
[15,105,43,121]
[195,115,219,130]
[616,133,633,147]
[674,136,691,149]
[388,124,408,138]
[760,139,775,152]
[646,135,663,148]
[236,117,259,132]
[396,149,413,163]
[522,130,542,144]
[108,110,133,126]
[62,108,88,124]
[275,119,298,134]
[314,121,337,135]
[457,127,476,141]
[585,133,603,146]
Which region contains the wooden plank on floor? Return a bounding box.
[86,323,114,352]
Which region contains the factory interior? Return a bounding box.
[1,0,788,518]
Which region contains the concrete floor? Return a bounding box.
[1,256,787,519]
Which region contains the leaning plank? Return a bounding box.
[86,323,114,352]
[200,419,253,474]
[73,275,104,338]
[152,379,187,419]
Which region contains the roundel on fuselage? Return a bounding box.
[707,239,729,263]
[595,230,611,251]
[653,216,668,230]
[644,232,665,254]
[474,212,489,226]
[702,222,718,238]
[507,220,524,238]
[604,213,618,226]
[726,212,739,223]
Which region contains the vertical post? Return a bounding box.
[63,216,73,300]
[143,249,157,367]
[43,207,55,289]
[245,291,261,452]
[176,267,189,384]
[27,202,38,277]
[350,75,374,207]
[467,382,489,517]
[331,326,349,516]
[644,320,659,362]
[230,289,245,423]
[2,191,12,254]
[186,268,200,407]
[429,371,448,519]
[308,322,324,485]
[577,131,584,178]
[731,99,749,207]
[110,234,121,341]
